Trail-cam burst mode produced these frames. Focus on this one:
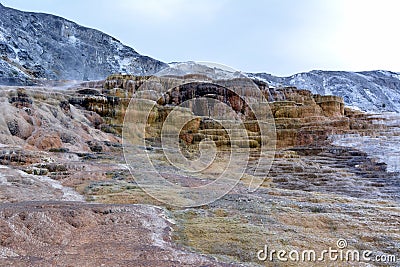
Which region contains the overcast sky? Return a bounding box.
[2,0,400,76]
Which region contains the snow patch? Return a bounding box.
[113,55,120,60]
[112,40,125,52]
[118,57,134,72]
[68,35,78,44]
[364,87,377,100]
[0,31,5,42]
[392,73,400,80]
[10,46,20,63]
[345,105,363,111]
[162,61,242,79]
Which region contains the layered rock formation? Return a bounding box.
[98,75,366,149]
[0,74,398,266]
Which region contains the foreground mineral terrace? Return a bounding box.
[0,75,398,266]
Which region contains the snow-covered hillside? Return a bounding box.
[250,70,400,113]
[0,3,166,85]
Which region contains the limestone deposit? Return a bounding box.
[0,74,398,266]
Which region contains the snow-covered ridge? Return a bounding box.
[250,70,400,113]
[162,61,244,80]
[0,4,167,85]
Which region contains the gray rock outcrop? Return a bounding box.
[0,3,167,85]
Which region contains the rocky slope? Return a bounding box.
[0,75,398,266]
[0,202,232,266]
[0,3,167,85]
[250,70,400,113]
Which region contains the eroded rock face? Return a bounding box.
[101,75,351,148]
[269,88,349,147]
[0,86,120,153]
